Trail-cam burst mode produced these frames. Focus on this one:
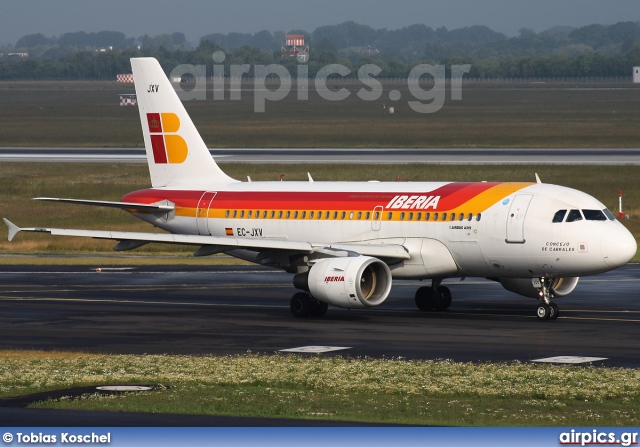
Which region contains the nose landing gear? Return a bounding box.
[535,277,559,321]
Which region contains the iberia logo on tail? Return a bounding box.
[146,113,188,164]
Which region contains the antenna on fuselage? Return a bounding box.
[307,172,314,182]
[535,173,542,184]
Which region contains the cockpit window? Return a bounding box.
[566,209,583,222]
[603,208,616,221]
[582,209,607,221]
[552,210,567,223]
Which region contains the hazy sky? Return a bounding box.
[2,0,639,45]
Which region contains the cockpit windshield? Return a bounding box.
[603,209,616,221]
[552,208,616,222]
[566,209,583,222]
[582,209,607,221]
[552,210,567,223]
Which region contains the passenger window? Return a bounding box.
[341,211,346,219]
[240,210,245,218]
[248,211,252,218]
[425,213,431,221]
[566,209,583,222]
[357,212,362,220]
[387,212,393,220]
[433,213,438,221]
[442,213,447,221]
[301,211,306,219]
[286,211,291,219]
[233,210,237,218]
[467,213,472,221]
[309,211,314,219]
[294,211,299,219]
[400,212,405,220]
[366,212,371,220]
[552,210,567,223]
[278,211,283,219]
[416,213,422,221]
[225,210,230,218]
[476,213,481,222]
[373,211,379,220]
[582,209,607,221]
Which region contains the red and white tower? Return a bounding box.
[282,34,309,62]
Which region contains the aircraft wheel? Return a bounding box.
[434,286,452,311]
[310,299,329,317]
[415,286,436,311]
[549,302,560,320]
[536,303,551,321]
[290,292,313,317]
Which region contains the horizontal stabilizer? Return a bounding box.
[3,218,20,242]
[34,197,174,212]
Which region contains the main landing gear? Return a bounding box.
[535,277,560,321]
[415,280,452,312]
[290,292,328,318]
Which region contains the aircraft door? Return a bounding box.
[371,206,383,231]
[505,194,533,243]
[196,191,217,235]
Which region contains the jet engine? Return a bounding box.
[498,277,580,299]
[294,256,392,309]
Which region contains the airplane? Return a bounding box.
[3,57,637,321]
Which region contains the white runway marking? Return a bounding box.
[96,385,153,391]
[531,356,608,364]
[279,346,352,353]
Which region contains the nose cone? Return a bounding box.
[602,223,637,268]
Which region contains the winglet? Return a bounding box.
[3,218,20,241]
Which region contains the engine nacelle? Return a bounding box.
[498,277,580,299]
[295,256,392,309]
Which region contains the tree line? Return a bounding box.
[1,21,640,80]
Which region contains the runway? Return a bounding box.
[1,147,640,164]
[0,264,639,367]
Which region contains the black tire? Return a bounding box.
[290,292,313,317]
[434,286,452,311]
[549,302,560,320]
[415,286,436,311]
[310,299,329,317]
[536,303,551,321]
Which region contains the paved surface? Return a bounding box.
[1,147,640,164]
[0,264,638,366]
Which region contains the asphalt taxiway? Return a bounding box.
[0,264,638,367]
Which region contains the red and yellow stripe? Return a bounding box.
[121,182,533,221]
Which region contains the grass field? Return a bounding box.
[3,350,639,426]
[1,80,640,148]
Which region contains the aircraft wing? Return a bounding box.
[3,219,410,262]
[33,197,174,213]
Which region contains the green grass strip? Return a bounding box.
[3,351,639,426]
